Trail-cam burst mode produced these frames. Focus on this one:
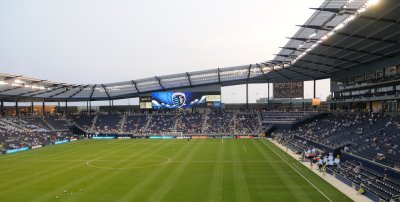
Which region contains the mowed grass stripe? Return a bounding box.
[231,140,251,202]
[0,140,96,171]
[31,139,164,202]
[259,139,352,202]
[159,139,220,201]
[144,140,206,202]
[0,140,85,160]
[16,140,137,201]
[0,140,115,192]
[0,139,354,202]
[116,140,196,202]
[251,139,313,201]
[206,139,225,202]
[15,139,134,201]
[66,139,174,201]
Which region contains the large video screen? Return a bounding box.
[152,92,220,109]
[273,82,304,99]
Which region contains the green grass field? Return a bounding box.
[0,139,352,202]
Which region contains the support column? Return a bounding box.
[246,83,249,109]
[86,101,89,112]
[0,101,4,116]
[65,101,68,116]
[313,79,316,99]
[267,83,270,110]
[57,102,60,113]
[89,101,92,113]
[42,102,45,116]
[31,102,34,115]
[369,101,373,112]
[15,101,19,116]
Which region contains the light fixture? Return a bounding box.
[367,0,380,6]
[14,79,25,84]
[308,32,317,38]
[290,0,380,65]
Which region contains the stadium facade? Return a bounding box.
[1,0,400,201]
[0,0,399,113]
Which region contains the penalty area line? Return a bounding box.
[259,139,333,202]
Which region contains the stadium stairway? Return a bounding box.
[144,114,152,132]
[173,117,179,131]
[202,112,208,133]
[90,114,99,132]
[233,111,237,135]
[119,113,127,132]
[257,112,263,130]
[41,117,55,130]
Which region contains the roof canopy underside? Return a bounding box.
[1,0,400,102]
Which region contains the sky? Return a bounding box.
[0,0,330,105]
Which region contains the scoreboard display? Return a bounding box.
[139,96,152,109]
[151,92,220,109]
[273,82,304,99]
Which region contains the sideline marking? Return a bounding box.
[172,160,282,163]
[259,139,333,202]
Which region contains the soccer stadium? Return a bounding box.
[0,0,399,201]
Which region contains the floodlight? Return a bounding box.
[367,0,379,6]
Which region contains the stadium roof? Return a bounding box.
[1,0,400,102]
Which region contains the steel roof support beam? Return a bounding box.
[68,85,90,100]
[155,76,165,91]
[359,16,400,24]
[289,37,385,58]
[101,84,111,100]
[310,7,357,15]
[298,59,344,70]
[274,62,316,79]
[275,59,331,75]
[318,29,398,68]
[315,3,400,63]
[281,64,315,79]
[261,63,292,80]
[274,54,298,58]
[307,52,362,67]
[131,81,140,94]
[18,85,67,97]
[186,72,193,87]
[280,47,306,52]
[89,84,96,100]
[299,24,400,44]
[291,64,331,75]
[280,46,363,67]
[255,63,269,81]
[296,24,331,31]
[247,64,252,81]
[0,86,23,93]
[217,68,221,84]
[49,85,81,99]
[297,24,400,44]
[2,75,22,82]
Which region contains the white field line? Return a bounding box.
[242,144,247,152]
[260,139,333,202]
